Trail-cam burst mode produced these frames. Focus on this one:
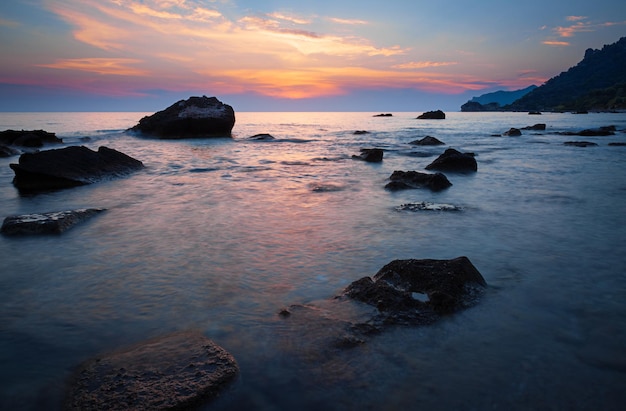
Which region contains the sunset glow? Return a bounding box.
[1,0,624,110]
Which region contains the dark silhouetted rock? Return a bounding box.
[425,148,477,172]
[353,130,369,134]
[129,96,235,138]
[395,202,462,212]
[503,127,522,136]
[385,170,451,191]
[0,129,62,148]
[409,136,445,146]
[248,133,275,141]
[10,146,144,191]
[521,123,546,130]
[1,208,105,235]
[528,111,542,115]
[609,142,626,146]
[352,148,383,162]
[64,331,239,411]
[373,113,393,117]
[416,110,445,119]
[343,256,487,324]
[564,141,598,147]
[557,126,615,136]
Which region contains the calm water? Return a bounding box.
[1,111,625,410]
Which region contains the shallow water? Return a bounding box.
[1,111,625,410]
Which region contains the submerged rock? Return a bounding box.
[502,127,522,136]
[129,96,235,138]
[342,257,487,324]
[0,129,62,148]
[248,133,275,141]
[409,136,445,146]
[395,202,462,212]
[556,126,616,136]
[64,331,239,411]
[425,148,477,172]
[10,146,144,192]
[416,110,445,120]
[385,170,451,191]
[352,148,383,162]
[1,208,105,235]
[521,123,546,130]
[564,141,598,147]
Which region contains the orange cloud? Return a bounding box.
[392,61,458,70]
[542,40,570,46]
[566,16,587,22]
[37,58,150,76]
[328,17,368,25]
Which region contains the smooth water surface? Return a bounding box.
[1,111,625,410]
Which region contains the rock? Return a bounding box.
[409,136,445,146]
[128,96,235,138]
[0,129,62,148]
[556,126,616,136]
[503,127,522,136]
[608,142,626,146]
[528,111,542,115]
[64,331,239,411]
[395,202,462,212]
[353,130,369,135]
[521,123,546,131]
[10,146,144,192]
[425,148,477,172]
[248,133,275,141]
[1,208,105,235]
[385,170,451,191]
[373,113,393,117]
[342,257,487,324]
[0,145,20,158]
[564,141,598,147]
[352,148,383,163]
[416,110,445,120]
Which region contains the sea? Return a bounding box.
[0,111,625,410]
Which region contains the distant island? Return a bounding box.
[461,36,626,112]
[461,85,537,112]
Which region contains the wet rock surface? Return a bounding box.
[10,146,144,192]
[416,110,445,120]
[352,148,383,162]
[0,129,62,148]
[502,127,522,136]
[425,148,477,172]
[64,331,239,411]
[395,202,462,212]
[385,170,452,191]
[409,136,445,146]
[129,96,235,138]
[2,208,105,235]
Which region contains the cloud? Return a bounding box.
[0,17,20,27]
[328,17,368,25]
[37,58,150,76]
[392,61,458,70]
[566,16,587,22]
[542,40,570,46]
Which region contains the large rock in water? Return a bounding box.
[0,129,62,148]
[129,96,235,138]
[10,146,144,191]
[64,331,239,411]
[342,257,487,325]
[425,148,477,172]
[1,208,105,235]
[416,110,445,119]
[385,170,451,191]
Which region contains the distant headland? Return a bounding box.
[462,36,626,112]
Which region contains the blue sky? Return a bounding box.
[0,0,624,111]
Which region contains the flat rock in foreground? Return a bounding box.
[10,146,144,191]
[1,208,105,235]
[129,96,235,138]
[64,331,239,411]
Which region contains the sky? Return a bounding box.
[0,0,625,112]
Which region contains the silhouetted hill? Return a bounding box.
[505,37,626,111]
[463,85,537,111]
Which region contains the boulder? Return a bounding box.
[528,111,542,115]
[416,110,445,120]
[342,257,487,324]
[352,148,383,163]
[10,146,144,191]
[521,123,546,131]
[64,331,239,411]
[385,170,451,191]
[608,142,626,146]
[248,133,275,141]
[353,130,369,135]
[129,96,235,138]
[409,136,445,146]
[1,208,105,235]
[425,148,477,172]
[373,113,393,117]
[0,129,62,148]
[502,127,522,136]
[556,126,616,136]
